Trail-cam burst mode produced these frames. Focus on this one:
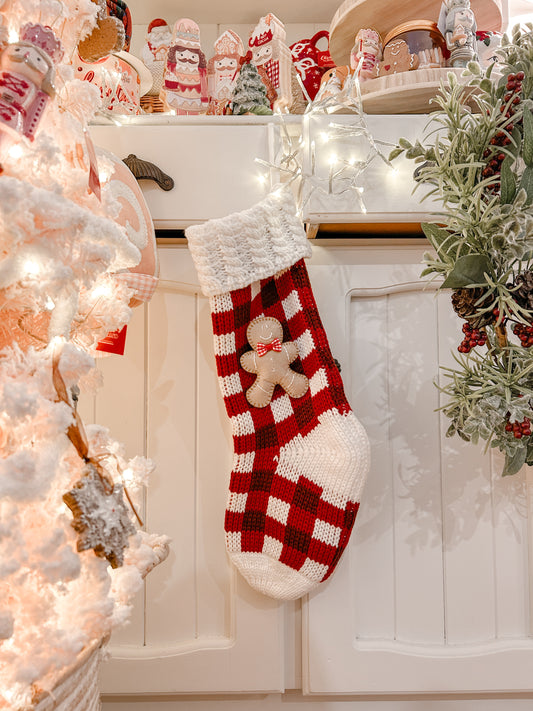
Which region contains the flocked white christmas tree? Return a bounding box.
[0,1,168,707]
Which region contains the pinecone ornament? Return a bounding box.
[451,288,494,328]
[512,271,533,315]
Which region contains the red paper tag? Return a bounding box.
[96,325,127,355]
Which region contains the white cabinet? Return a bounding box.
[81,247,285,694]
[90,114,436,231]
[83,239,533,697]
[303,245,533,695]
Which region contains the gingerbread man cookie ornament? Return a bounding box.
[378,39,419,76]
[241,316,309,408]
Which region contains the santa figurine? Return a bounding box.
[0,23,63,151]
[141,18,172,65]
[161,18,208,115]
[140,18,172,112]
[207,29,243,115]
[248,13,292,112]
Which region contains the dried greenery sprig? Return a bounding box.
[392,24,533,475]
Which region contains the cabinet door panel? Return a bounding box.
[304,253,533,695]
[93,246,284,694]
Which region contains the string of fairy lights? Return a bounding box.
[255,68,398,217]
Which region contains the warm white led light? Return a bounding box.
[23,260,40,276]
[91,283,113,299]
[8,144,23,160]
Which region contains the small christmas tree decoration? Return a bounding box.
[230,61,273,115]
[248,13,292,111]
[161,18,208,115]
[186,191,370,600]
[0,23,63,152]
[63,462,136,569]
[207,29,244,115]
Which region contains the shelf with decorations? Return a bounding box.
[328,0,505,113]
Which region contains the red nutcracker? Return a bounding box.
[0,23,63,151]
[248,14,292,111]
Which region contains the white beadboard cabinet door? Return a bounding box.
[83,244,284,694]
[303,244,533,695]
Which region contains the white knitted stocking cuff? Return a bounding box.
[185,190,312,297]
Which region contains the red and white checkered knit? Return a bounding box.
[186,191,370,600]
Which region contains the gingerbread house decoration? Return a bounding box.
[207,29,244,115]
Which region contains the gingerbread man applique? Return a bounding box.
[240,316,309,408]
[378,39,419,76]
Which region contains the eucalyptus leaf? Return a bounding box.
[388,147,404,161]
[398,137,412,149]
[441,254,493,288]
[522,106,533,166]
[502,446,527,476]
[421,223,450,248]
[500,156,517,204]
[519,164,533,204]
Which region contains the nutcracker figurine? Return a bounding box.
[248,13,292,111]
[0,23,63,151]
[438,0,477,67]
[161,18,208,115]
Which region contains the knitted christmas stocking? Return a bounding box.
[185,191,370,600]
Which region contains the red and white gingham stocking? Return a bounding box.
[186,192,370,600]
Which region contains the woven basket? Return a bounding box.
[140,94,165,113]
[29,637,106,711]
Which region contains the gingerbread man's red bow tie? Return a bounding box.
[256,338,282,357]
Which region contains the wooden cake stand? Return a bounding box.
[328,0,504,113]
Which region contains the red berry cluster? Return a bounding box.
[505,416,531,439]
[512,322,533,347]
[482,71,524,188]
[458,323,488,353]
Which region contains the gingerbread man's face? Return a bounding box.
[247,316,283,349]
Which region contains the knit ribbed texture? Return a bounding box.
[185,190,312,297]
[210,260,370,600]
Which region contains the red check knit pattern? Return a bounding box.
[210,258,369,599]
